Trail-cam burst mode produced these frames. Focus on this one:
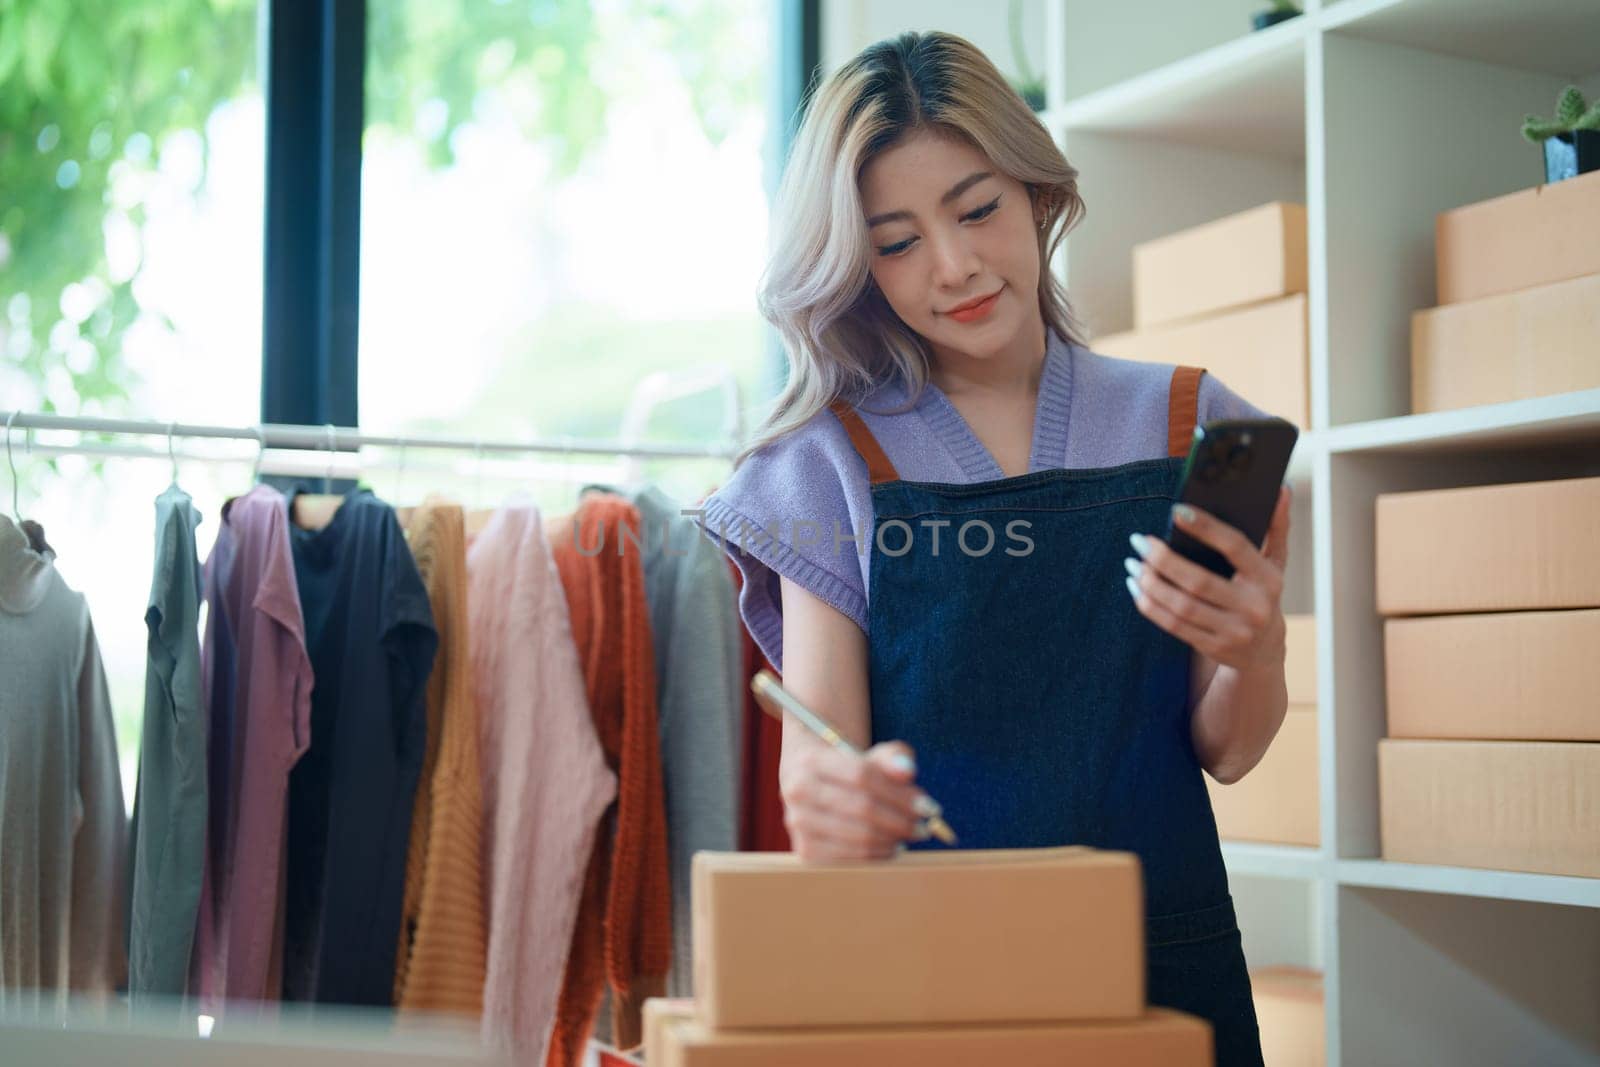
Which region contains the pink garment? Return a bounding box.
[192,485,314,1010]
[468,504,617,1061]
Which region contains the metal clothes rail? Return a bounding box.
[0,410,742,463]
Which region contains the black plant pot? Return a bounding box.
[1542,130,1600,183]
[1251,9,1300,31]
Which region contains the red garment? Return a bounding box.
[726,558,790,853]
[545,496,671,1063]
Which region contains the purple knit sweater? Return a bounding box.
[692,330,1265,673]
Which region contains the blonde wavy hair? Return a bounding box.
[737,30,1087,467]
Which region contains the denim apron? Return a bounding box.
[827,366,1263,1065]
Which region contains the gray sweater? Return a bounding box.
[0,514,127,1015]
[586,483,744,1001]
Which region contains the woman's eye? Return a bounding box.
[963,196,1001,223]
[877,237,915,257]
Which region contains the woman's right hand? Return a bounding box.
[775,575,929,862]
[779,734,932,862]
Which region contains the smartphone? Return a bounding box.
[1166,418,1299,578]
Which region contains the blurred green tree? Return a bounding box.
[1,0,759,418]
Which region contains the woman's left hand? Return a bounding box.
[1124,486,1292,672]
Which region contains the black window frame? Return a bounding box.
[260,0,819,431]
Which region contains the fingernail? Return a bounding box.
[887,753,916,776]
[1129,532,1152,558]
[1125,575,1141,601]
[1123,557,1143,581]
[1173,504,1196,525]
[912,822,932,841]
[912,794,941,819]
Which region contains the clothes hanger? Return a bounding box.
[167,421,181,488]
[290,424,347,531]
[6,412,51,554]
[463,439,497,538]
[250,425,266,485]
[5,411,21,526]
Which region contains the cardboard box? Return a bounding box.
[1385,609,1600,741]
[1379,739,1600,878]
[1375,477,1600,615]
[691,847,1143,1030]
[652,1008,1212,1067]
[1285,615,1317,706]
[1206,706,1319,847]
[644,999,696,1064]
[1094,294,1310,429]
[1133,202,1307,328]
[1411,272,1600,414]
[1436,168,1600,305]
[1252,968,1324,1067]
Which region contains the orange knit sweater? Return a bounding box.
[544,493,671,1064]
[394,501,488,1016]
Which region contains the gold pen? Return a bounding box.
[750,669,958,847]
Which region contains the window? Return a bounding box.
[2,0,267,802]
[358,0,773,511]
[4,0,800,800]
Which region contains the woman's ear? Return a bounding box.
[1028,184,1048,227]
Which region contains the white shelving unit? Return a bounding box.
[823,1,1600,1062]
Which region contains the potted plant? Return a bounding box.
[1522,85,1600,183]
[1251,0,1301,32]
[1007,0,1046,112]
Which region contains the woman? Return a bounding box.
[694,30,1289,1065]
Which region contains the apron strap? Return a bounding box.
[828,400,901,485]
[1166,366,1207,459]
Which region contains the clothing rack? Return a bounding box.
[0,411,741,463]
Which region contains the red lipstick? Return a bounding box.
[943,287,1002,323]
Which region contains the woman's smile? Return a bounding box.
[942,286,1004,323]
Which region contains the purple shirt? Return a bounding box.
[192,484,314,1009]
[693,332,1265,673]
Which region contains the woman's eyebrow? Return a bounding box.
[865,170,994,228]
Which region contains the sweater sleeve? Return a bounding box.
[690,410,875,674]
[473,507,616,1063]
[604,506,672,1050]
[70,612,128,996]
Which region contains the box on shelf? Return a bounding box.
[1094,293,1310,429]
[1252,967,1325,1067]
[1285,614,1317,707]
[691,847,1143,1030]
[650,1008,1212,1067]
[1205,705,1319,847]
[1374,476,1600,616]
[1378,739,1600,879]
[1385,609,1600,741]
[1435,168,1600,306]
[1411,271,1600,414]
[1133,201,1307,329]
[644,999,696,1064]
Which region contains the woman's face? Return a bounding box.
[858,128,1044,366]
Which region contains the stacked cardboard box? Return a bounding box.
[1412,169,1600,414]
[1095,202,1311,429]
[642,848,1215,1065]
[1206,615,1320,847]
[1375,477,1600,878]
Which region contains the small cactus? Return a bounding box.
[1522,85,1600,143]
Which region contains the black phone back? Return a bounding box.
[1166,418,1299,578]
